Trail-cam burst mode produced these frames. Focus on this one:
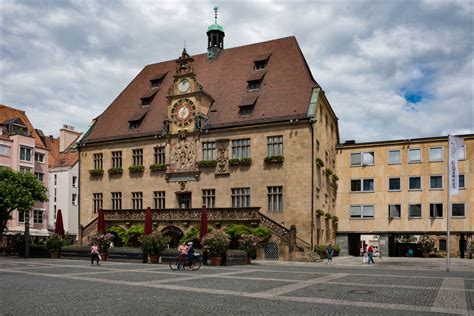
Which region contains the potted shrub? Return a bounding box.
[332,174,339,181]
[228,158,240,166]
[418,235,435,257]
[202,230,230,266]
[129,165,145,173]
[316,209,325,217]
[325,213,332,220]
[89,169,104,176]
[240,158,252,165]
[108,167,123,175]
[140,232,171,263]
[91,233,114,260]
[332,215,339,222]
[264,155,284,163]
[316,158,325,168]
[197,160,217,168]
[238,233,262,264]
[149,163,166,171]
[325,168,333,176]
[46,234,65,258]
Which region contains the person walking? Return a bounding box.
[187,242,194,270]
[90,242,100,266]
[367,244,375,264]
[325,243,334,264]
[362,243,368,263]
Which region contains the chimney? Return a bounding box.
[60,125,81,152]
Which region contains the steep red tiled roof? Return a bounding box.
[84,36,319,144]
[42,136,60,168]
[0,104,47,149]
[54,150,79,168]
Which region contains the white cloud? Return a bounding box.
[0,1,472,142]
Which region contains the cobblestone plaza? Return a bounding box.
[1,257,473,315]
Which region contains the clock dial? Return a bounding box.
[171,98,196,127]
[177,79,190,93]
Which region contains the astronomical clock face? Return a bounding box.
[171,98,196,127]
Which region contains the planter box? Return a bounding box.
[225,250,247,266]
[61,246,90,260]
[108,247,144,262]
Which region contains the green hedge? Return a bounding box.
[129,165,145,173]
[89,169,104,176]
[264,156,284,163]
[197,160,217,168]
[108,167,123,174]
[149,163,166,171]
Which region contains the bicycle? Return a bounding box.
[169,253,202,271]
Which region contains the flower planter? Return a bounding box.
[150,254,159,264]
[422,252,430,258]
[211,257,222,266]
[246,257,251,265]
[50,250,60,259]
[100,252,109,261]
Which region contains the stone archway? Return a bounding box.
[161,226,184,248]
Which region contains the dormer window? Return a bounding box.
[254,53,271,70]
[140,90,158,107]
[247,71,265,91]
[247,80,261,91]
[150,73,166,89]
[129,110,149,130]
[239,96,258,116]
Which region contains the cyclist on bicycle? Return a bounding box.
[187,242,194,269]
[178,243,188,268]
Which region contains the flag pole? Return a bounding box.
[446,135,450,272]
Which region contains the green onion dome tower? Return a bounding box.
[207,6,225,59]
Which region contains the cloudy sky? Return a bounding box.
[1,0,472,142]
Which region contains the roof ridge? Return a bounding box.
[0,104,26,114]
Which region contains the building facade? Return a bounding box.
[78,17,339,259]
[335,135,473,257]
[0,104,50,237]
[46,125,81,237]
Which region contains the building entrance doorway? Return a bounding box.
[348,233,361,256]
[177,193,191,209]
[162,226,183,248]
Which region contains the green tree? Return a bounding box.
[0,168,48,235]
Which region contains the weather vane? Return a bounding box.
[214,6,218,24]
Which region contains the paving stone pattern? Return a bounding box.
[0,257,473,315]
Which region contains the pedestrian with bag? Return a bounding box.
[90,242,100,266]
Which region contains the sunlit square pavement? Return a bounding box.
[1,256,473,315]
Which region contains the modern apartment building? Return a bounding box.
[335,135,473,257]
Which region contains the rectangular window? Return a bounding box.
[458,145,466,160]
[452,203,465,217]
[430,175,443,189]
[267,136,283,157]
[430,203,443,218]
[350,179,374,192]
[111,192,122,210]
[132,149,143,166]
[33,210,43,224]
[153,191,165,209]
[34,153,45,163]
[202,189,216,208]
[389,204,401,218]
[232,139,251,159]
[54,174,57,186]
[54,188,57,202]
[19,210,30,223]
[202,142,216,160]
[231,187,250,208]
[112,151,122,168]
[154,146,166,164]
[267,186,283,212]
[388,150,401,164]
[20,147,32,161]
[350,152,374,166]
[35,172,44,182]
[459,174,465,189]
[409,176,422,190]
[93,193,103,214]
[72,176,78,187]
[0,145,10,156]
[54,205,57,220]
[429,147,443,162]
[408,148,421,163]
[20,166,32,173]
[388,177,401,191]
[131,192,143,210]
[350,205,374,218]
[247,79,262,91]
[72,194,78,206]
[93,153,103,169]
[439,240,447,251]
[409,204,422,218]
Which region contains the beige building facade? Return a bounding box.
[78,22,339,260]
[335,135,473,257]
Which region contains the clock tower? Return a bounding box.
[166,48,213,178]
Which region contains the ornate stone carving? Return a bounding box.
[217,148,227,173]
[169,138,196,172]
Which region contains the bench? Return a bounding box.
[61,246,90,260]
[108,247,144,262]
[225,250,247,266]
